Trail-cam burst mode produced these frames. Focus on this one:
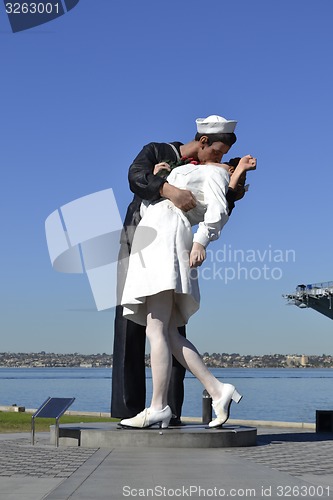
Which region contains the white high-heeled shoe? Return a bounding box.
[208,384,242,428]
[119,405,172,429]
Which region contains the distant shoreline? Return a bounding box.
[1,352,333,369]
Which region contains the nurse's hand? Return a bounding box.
[237,155,257,171]
[153,162,171,175]
[190,242,206,268]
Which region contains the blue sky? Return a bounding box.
[1,0,333,356]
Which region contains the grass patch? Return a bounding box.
[0,411,119,433]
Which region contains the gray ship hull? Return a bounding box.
[284,282,333,320]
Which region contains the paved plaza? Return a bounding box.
[0,425,333,499]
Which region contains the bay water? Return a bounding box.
[1,367,333,423]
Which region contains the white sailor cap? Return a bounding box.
[196,115,237,134]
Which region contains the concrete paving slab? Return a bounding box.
[45,449,113,500]
[46,446,333,500]
[1,424,333,500]
[0,477,63,500]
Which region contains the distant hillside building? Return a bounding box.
[286,355,308,367]
[301,355,309,366]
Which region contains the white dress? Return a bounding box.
[121,164,230,326]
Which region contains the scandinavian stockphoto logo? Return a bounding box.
[4,0,80,33]
[197,245,296,283]
[45,189,157,312]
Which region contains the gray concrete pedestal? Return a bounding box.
[50,422,257,448]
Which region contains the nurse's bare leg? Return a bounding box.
[168,318,242,427]
[168,319,223,401]
[146,290,173,411]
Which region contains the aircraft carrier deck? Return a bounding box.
[284,281,333,320]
